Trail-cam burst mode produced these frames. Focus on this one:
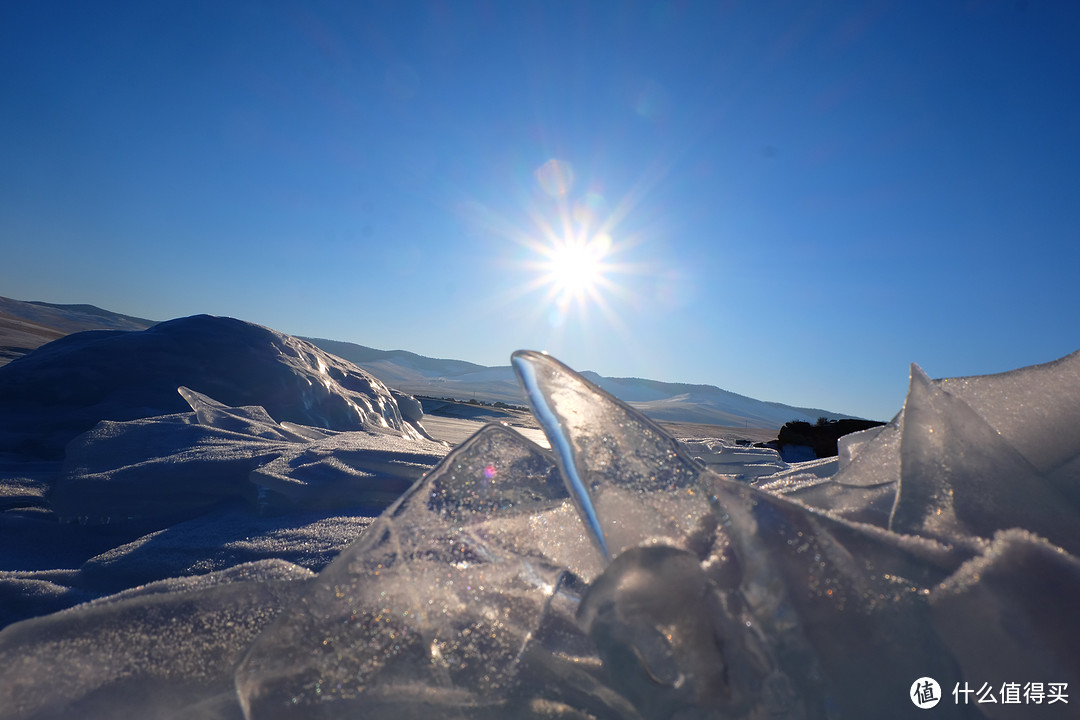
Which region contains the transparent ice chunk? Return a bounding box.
[577,544,776,720]
[702,472,967,719]
[511,350,959,718]
[179,386,314,443]
[679,438,789,481]
[893,364,1080,554]
[235,424,604,719]
[937,349,1080,474]
[511,350,714,561]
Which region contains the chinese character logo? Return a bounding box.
[952,680,1070,706]
[912,677,942,709]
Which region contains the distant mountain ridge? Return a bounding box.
[0,295,156,365]
[304,337,859,429]
[309,338,488,378]
[0,296,156,334]
[0,296,858,428]
[25,301,156,330]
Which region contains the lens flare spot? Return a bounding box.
[633,79,668,122]
[535,159,575,197]
[573,192,607,226]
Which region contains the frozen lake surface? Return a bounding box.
[0,317,1077,719]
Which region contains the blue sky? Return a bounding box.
[3,1,1078,421]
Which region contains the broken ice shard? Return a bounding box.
[757,419,900,528]
[937,349,1080,475]
[513,351,610,557]
[577,544,776,719]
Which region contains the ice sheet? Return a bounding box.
[77,503,374,592]
[52,412,292,522]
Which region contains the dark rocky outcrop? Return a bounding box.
[759,418,887,459]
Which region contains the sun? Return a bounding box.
[543,234,612,300]
[459,157,655,334]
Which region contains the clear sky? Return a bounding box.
[3,1,1079,421]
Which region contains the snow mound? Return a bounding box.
[0,314,432,459]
